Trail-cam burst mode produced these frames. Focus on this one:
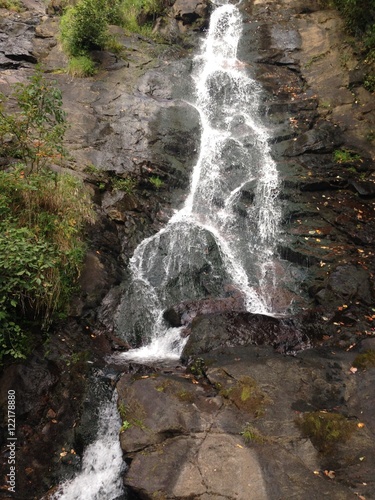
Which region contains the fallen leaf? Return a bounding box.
[359,456,365,461]
[313,470,320,475]
[357,423,365,428]
[236,444,244,449]
[192,379,199,384]
[350,367,358,374]
[60,452,68,458]
[140,376,149,379]
[324,470,335,479]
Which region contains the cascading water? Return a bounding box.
[115,1,283,361]
[51,392,125,500]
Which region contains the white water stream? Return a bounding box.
[51,393,125,500]
[52,3,284,497]
[115,1,282,361]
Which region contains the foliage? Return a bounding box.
[353,349,375,369]
[364,74,375,92]
[0,71,94,361]
[118,0,165,35]
[67,55,97,77]
[241,423,266,444]
[333,148,361,163]
[0,0,23,11]
[187,357,206,379]
[331,0,374,36]
[0,69,67,173]
[60,0,117,56]
[149,175,164,189]
[0,166,94,361]
[112,176,137,194]
[120,420,132,432]
[320,0,375,58]
[296,411,357,452]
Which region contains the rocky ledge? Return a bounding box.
[118,340,375,499]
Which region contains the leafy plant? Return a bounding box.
[149,175,164,189]
[0,166,94,361]
[333,148,361,163]
[120,420,132,432]
[0,69,67,173]
[60,0,111,56]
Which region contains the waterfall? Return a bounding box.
[115,2,282,361]
[51,392,125,500]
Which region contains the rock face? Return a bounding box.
[118,346,375,499]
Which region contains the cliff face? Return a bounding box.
[0,0,374,498]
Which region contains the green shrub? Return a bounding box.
[0,167,94,360]
[67,55,97,77]
[60,0,111,56]
[0,70,94,361]
[0,69,67,173]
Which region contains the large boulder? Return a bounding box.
[181,312,302,362]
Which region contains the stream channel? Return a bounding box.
[53,1,290,497]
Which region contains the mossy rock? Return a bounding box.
[221,376,270,418]
[296,411,357,453]
[353,350,375,370]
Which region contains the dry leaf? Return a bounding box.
[357,423,365,429]
[236,444,244,449]
[349,367,358,374]
[324,470,335,479]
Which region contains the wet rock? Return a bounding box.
[281,120,343,156]
[315,264,373,309]
[181,312,302,362]
[163,294,246,327]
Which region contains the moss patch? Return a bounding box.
[221,376,270,417]
[353,349,375,370]
[296,411,357,453]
